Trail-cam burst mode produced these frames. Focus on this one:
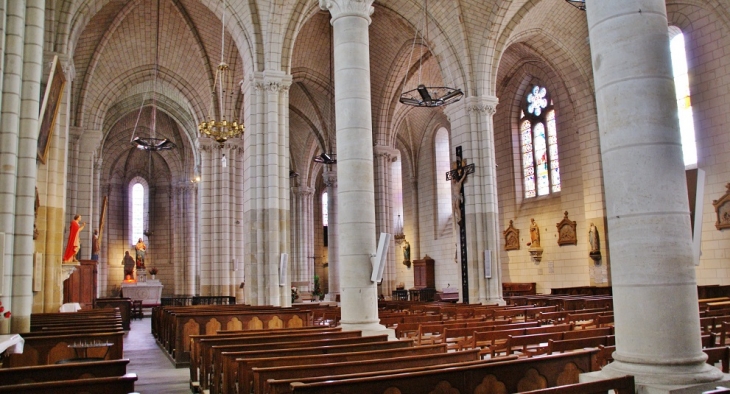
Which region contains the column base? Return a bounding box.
[582,361,726,390]
[479,297,506,306]
[582,371,730,393]
[339,321,396,340]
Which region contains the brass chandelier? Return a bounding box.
[199,0,244,145]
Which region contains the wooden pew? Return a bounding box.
[227,344,441,394]
[190,327,342,385]
[163,307,314,366]
[519,375,635,394]
[0,373,137,394]
[2,331,124,367]
[287,349,598,394]
[482,324,574,358]
[0,359,129,386]
[199,335,388,389]
[94,298,133,330]
[200,331,367,390]
[503,332,564,357]
[254,350,481,394]
[704,346,730,373]
[547,336,615,354]
[267,356,520,394]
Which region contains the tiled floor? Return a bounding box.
[124,315,190,394]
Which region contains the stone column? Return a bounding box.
[198,139,215,295]
[585,0,722,385]
[322,169,338,299]
[229,144,244,298]
[408,176,420,286]
[291,186,314,291]
[184,182,198,296]
[373,145,397,297]
[0,0,26,333]
[444,96,504,305]
[11,0,44,333]
[320,0,388,335]
[199,138,242,297]
[72,130,102,257]
[242,71,292,306]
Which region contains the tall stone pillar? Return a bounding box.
[242,71,292,306]
[11,0,44,333]
[373,145,397,297]
[198,139,215,295]
[320,0,388,335]
[408,176,420,281]
[171,181,196,296]
[323,168,339,299]
[180,182,197,296]
[0,0,26,333]
[444,96,504,305]
[199,139,242,297]
[291,186,314,291]
[586,0,723,385]
[70,130,102,257]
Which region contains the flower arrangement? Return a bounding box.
[0,300,10,319]
[148,267,159,275]
[311,275,323,301]
[291,287,299,303]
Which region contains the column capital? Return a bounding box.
[45,52,75,83]
[196,137,217,152]
[323,169,337,188]
[373,145,399,161]
[249,71,293,93]
[292,186,315,197]
[319,0,375,24]
[465,96,499,116]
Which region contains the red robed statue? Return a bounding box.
[63,214,86,263]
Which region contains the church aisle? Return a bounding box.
[124,315,190,394]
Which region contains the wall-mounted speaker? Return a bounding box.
[371,233,390,283]
[484,250,492,278]
[279,253,288,286]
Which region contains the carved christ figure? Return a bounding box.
[451,162,467,226]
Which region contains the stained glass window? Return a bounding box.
[132,183,144,243]
[520,85,561,198]
[670,31,697,167]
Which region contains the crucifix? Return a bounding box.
[446,146,475,303]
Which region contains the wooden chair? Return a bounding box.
[131,300,143,320]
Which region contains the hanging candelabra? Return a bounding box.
[399,0,463,108]
[198,0,244,145]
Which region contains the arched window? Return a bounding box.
[130,181,146,243]
[669,29,697,167]
[520,85,561,198]
[322,192,328,227]
[434,127,452,227]
[322,191,328,247]
[392,156,403,229]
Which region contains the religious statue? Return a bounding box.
[135,238,147,268]
[122,251,135,279]
[91,230,100,261]
[451,161,468,226]
[403,240,411,263]
[62,214,86,263]
[529,218,541,248]
[589,223,600,253]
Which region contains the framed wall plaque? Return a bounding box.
[37,56,66,164]
[713,183,730,231]
[556,211,577,246]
